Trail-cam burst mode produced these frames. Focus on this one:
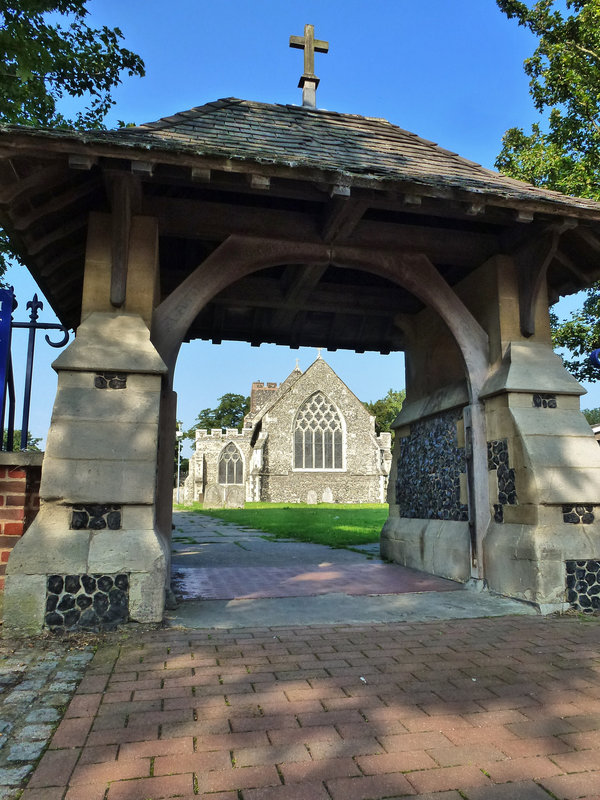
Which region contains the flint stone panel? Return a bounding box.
[533,393,557,408]
[487,439,518,518]
[562,505,595,524]
[71,504,122,530]
[396,408,468,521]
[45,573,129,632]
[566,560,600,613]
[95,372,127,389]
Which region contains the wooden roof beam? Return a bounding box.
[105,171,142,308]
[210,304,224,345]
[191,166,211,182]
[573,226,600,254]
[271,263,328,327]
[38,244,86,278]
[465,201,485,217]
[321,196,368,243]
[213,275,403,316]
[68,154,97,170]
[553,248,590,288]
[24,215,87,256]
[512,219,577,337]
[402,193,422,207]
[247,174,271,190]
[143,196,498,265]
[131,160,154,177]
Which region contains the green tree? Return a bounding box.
[363,388,406,437]
[2,429,42,450]
[495,0,600,199]
[582,407,600,425]
[0,1,145,129]
[496,0,600,380]
[0,2,145,273]
[184,393,250,441]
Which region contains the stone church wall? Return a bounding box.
[256,359,389,504]
[183,358,391,505]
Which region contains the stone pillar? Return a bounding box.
[383,253,600,612]
[3,212,168,636]
[480,341,600,611]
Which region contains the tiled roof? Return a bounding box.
[3,97,600,214]
[101,98,600,211]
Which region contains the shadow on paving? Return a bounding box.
[18,614,600,800]
[167,510,537,628]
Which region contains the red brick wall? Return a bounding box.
[0,459,42,591]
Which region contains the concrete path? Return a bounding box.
[168,511,536,628]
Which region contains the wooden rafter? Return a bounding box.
[11,179,99,231]
[211,275,405,317]
[271,263,328,328]
[0,163,65,205]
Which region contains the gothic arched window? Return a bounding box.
[218,442,243,484]
[294,392,343,470]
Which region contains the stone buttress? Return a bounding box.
[3,213,169,635]
[382,254,600,611]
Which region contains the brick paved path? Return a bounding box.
[20,614,600,800]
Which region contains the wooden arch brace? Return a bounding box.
[150,234,490,579]
[151,234,489,397]
[515,219,577,337]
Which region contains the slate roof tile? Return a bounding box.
[3,97,600,215]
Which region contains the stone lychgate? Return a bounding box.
[1,97,600,634]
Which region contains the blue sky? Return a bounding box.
[6,0,599,447]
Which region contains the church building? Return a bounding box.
[183,356,392,506]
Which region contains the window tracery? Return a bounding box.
[294,391,343,470]
[218,442,243,484]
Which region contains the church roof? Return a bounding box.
[2,97,600,348]
[3,97,600,216]
[248,356,364,428]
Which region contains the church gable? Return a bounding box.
[184,356,392,506]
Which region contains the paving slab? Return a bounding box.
[169,510,536,628]
[167,589,537,629]
[4,509,590,800]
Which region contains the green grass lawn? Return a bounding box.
[176,502,388,548]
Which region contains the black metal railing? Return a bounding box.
[0,289,69,452]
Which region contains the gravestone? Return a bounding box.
[306,490,318,505]
[322,487,334,503]
[203,483,224,509]
[225,485,245,508]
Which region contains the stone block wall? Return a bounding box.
[0,452,43,591]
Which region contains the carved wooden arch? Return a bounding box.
[151,234,489,400]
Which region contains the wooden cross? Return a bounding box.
[289,24,329,107]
